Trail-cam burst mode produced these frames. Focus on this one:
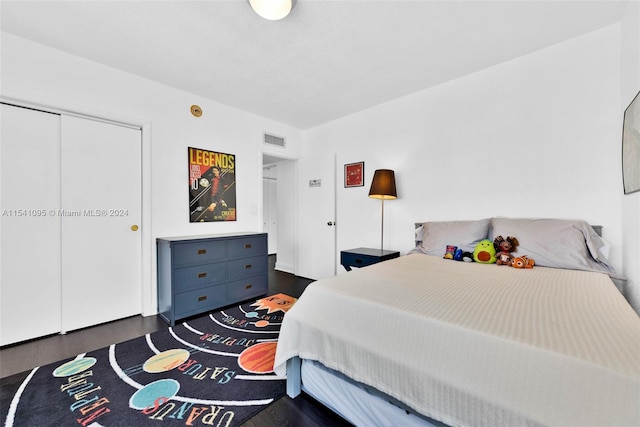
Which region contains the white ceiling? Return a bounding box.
[0,1,629,131]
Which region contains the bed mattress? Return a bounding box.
[273,254,640,426]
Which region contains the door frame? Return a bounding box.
[0,93,154,317]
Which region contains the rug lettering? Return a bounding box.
[200,333,256,347]
[144,401,234,426]
[177,359,236,384]
[59,368,111,426]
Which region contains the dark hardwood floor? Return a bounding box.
[0,255,352,426]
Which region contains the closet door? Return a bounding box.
[60,115,142,332]
[0,104,62,346]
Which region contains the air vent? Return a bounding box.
[263,133,286,148]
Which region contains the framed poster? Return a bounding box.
[188,147,237,222]
[344,161,364,187]
[623,91,640,195]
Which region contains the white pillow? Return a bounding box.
[413,219,490,256]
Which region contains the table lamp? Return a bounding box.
[368,169,397,252]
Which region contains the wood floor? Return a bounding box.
[0,255,352,426]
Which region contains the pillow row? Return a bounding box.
[412,217,619,278]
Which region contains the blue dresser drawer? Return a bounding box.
[173,261,227,293]
[340,247,400,271]
[226,275,268,301]
[227,255,267,281]
[173,240,227,266]
[174,284,226,317]
[340,252,379,267]
[227,235,267,259]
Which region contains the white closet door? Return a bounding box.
[60,115,142,332]
[0,104,62,345]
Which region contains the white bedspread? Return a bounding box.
[273,254,640,427]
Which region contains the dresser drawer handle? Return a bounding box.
[197,249,207,255]
[245,284,252,290]
[197,272,207,278]
[198,295,207,302]
[355,258,363,264]
[244,243,252,249]
[244,264,252,269]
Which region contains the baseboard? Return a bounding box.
[275,261,295,275]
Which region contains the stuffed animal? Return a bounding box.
[512,255,535,269]
[473,239,497,264]
[494,235,519,266]
[443,245,457,259]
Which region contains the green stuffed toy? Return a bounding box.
[473,239,497,264]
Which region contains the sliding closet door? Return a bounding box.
[60,115,142,332]
[0,104,62,346]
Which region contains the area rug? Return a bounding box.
[1,293,297,427]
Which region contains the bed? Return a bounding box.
[273,217,640,426]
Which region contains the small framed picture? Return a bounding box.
[344,162,365,187]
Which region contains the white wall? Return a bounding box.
[1,32,303,316]
[301,24,637,308]
[620,0,640,312]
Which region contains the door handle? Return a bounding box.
[327,221,335,226]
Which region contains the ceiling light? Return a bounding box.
[249,0,294,20]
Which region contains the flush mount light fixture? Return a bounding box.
[249,0,295,20]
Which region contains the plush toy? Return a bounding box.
[473,239,497,264]
[494,235,519,266]
[443,245,457,259]
[512,255,535,269]
[443,245,474,262]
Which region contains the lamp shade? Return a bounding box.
[249,0,293,20]
[368,169,397,200]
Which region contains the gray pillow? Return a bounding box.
[412,219,490,256]
[490,217,620,278]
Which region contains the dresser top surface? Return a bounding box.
[157,232,266,242]
[341,247,400,257]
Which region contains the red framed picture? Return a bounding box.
[344,162,364,187]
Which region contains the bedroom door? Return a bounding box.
[298,153,337,280]
[60,115,142,332]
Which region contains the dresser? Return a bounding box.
[157,232,268,326]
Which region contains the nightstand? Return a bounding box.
[340,247,400,271]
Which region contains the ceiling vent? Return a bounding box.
[263,132,286,148]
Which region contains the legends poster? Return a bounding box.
[188,147,236,222]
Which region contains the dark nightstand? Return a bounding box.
[340,247,400,271]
